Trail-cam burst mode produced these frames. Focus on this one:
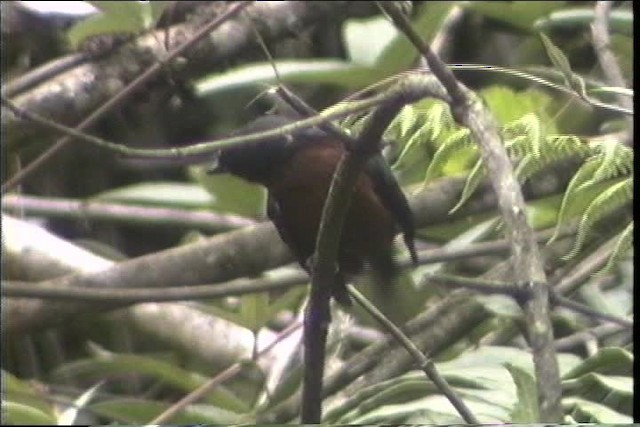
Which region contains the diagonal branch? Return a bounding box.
[2,1,254,193]
[591,1,633,123]
[379,2,562,421]
[302,93,408,423]
[348,285,478,423]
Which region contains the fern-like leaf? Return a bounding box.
[449,157,486,214]
[387,103,450,172]
[515,135,590,183]
[502,113,543,159]
[340,111,370,136]
[392,118,436,171]
[596,221,634,277]
[548,159,602,243]
[423,128,473,183]
[580,136,634,189]
[421,100,455,141]
[564,177,633,260]
[387,105,420,141]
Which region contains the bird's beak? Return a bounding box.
[206,151,225,174]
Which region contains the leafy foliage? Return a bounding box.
[67,1,170,48]
[4,0,633,425]
[363,88,633,269]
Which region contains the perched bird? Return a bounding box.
[208,114,418,306]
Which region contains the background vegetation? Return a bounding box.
[2,1,633,424]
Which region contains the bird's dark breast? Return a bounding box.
[267,139,396,276]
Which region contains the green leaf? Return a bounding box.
[423,128,473,184]
[597,221,633,276]
[3,401,56,425]
[3,371,53,415]
[387,101,461,185]
[468,1,566,31]
[538,33,586,96]
[563,374,633,416]
[240,292,270,334]
[391,109,435,173]
[329,346,582,424]
[480,87,556,129]
[548,161,604,243]
[515,135,589,183]
[504,363,539,422]
[440,345,582,377]
[189,166,265,217]
[503,113,545,159]
[522,193,563,230]
[90,399,243,424]
[68,13,136,48]
[585,136,633,188]
[534,8,633,37]
[68,1,164,48]
[51,354,249,413]
[93,181,215,209]
[449,157,485,214]
[539,32,571,75]
[563,347,633,379]
[196,60,377,96]
[563,397,632,424]
[565,177,632,260]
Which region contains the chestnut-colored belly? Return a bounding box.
[268,141,396,276]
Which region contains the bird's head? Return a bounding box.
[208,115,325,184]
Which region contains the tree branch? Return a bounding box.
[379,2,562,421]
[348,285,478,423]
[2,1,254,193]
[2,194,255,232]
[590,1,633,133]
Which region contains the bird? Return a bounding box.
[208,114,418,306]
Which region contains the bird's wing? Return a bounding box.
[266,193,310,271]
[365,153,419,265]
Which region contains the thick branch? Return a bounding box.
[2,2,360,146]
[2,194,255,232]
[2,214,290,335]
[380,3,561,421]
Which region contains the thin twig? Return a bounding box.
[1,53,89,98]
[2,194,255,231]
[379,2,562,421]
[149,321,302,424]
[2,1,254,193]
[1,80,435,163]
[424,273,523,297]
[302,99,404,423]
[550,291,632,328]
[554,323,629,351]
[591,1,633,132]
[421,273,632,328]
[1,271,306,302]
[348,285,478,423]
[0,229,567,303]
[553,235,618,295]
[296,71,449,423]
